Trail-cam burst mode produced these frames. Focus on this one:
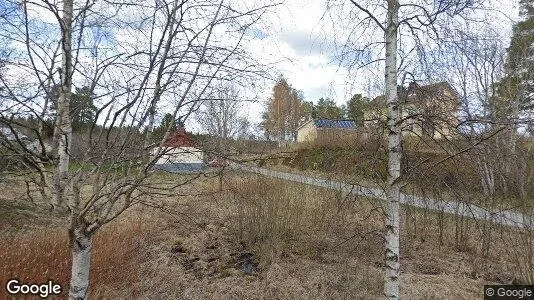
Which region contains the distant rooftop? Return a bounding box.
[313,119,356,129]
[369,81,459,107]
[160,127,199,148]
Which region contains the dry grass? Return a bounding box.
[224,176,533,296]
[402,204,534,284]
[227,177,383,265]
[1,173,532,299]
[0,229,69,299]
[0,207,157,299]
[295,130,372,150]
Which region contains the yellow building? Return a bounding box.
[363,82,461,139]
[296,119,358,143]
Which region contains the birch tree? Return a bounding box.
[51,0,74,210]
[383,2,401,297]
[261,77,306,144]
[195,82,249,152]
[0,0,273,298]
[325,0,483,297]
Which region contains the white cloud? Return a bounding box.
[234,0,520,133]
[239,0,367,125]
[5,0,520,133]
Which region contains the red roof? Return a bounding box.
[161,128,198,148]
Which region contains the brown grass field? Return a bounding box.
[0,172,532,299]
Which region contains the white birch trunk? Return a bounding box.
[69,231,92,299]
[52,0,73,208]
[69,178,92,299]
[384,0,401,299]
[477,157,495,197]
[51,0,94,297]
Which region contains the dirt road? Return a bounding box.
[232,163,533,230]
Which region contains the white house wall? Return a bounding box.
[152,147,204,165]
[297,121,317,143]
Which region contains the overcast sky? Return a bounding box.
[231,0,520,134]
[2,0,521,135]
[238,0,364,130]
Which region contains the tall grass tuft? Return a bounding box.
[0,211,151,298]
[228,177,371,266]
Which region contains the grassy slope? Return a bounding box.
[1,173,525,299]
[252,145,534,212]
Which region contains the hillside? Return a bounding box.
[0,173,526,299]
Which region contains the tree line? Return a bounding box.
[261,77,370,142]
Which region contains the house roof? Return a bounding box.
[313,119,357,129]
[161,127,199,148]
[296,119,358,132]
[367,81,460,108]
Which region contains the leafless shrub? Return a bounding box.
[227,176,383,266]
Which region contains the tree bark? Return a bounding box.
[384,0,401,299]
[144,5,178,149]
[52,0,73,208]
[69,230,92,299]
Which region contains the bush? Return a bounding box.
[227,177,366,266]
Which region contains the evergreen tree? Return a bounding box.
[345,94,370,126]
[71,87,97,131]
[500,0,534,112]
[313,98,343,119]
[48,85,97,132]
[153,113,178,142]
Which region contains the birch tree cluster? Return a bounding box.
[261,77,307,143]
[0,0,274,298]
[195,82,251,147]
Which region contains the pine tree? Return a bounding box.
[503,0,534,111]
[313,98,343,119]
[346,94,370,126]
[71,87,97,132]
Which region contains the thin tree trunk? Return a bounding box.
[68,177,92,299]
[384,0,401,298]
[53,0,92,297]
[69,231,92,299]
[144,6,178,149]
[52,0,73,208]
[222,97,228,153]
[145,99,157,148]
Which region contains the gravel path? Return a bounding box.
[232,163,533,230]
